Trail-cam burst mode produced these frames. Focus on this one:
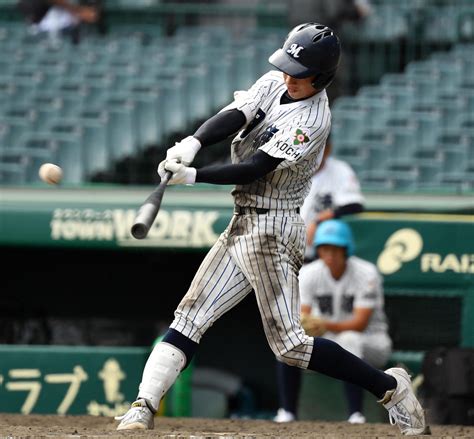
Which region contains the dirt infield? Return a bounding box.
[1,414,473,439]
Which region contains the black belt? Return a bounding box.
[234,206,300,215]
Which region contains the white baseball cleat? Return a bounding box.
[115,399,154,430]
[347,411,366,424]
[380,368,431,436]
[273,408,296,423]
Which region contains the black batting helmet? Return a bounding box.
[269,22,341,90]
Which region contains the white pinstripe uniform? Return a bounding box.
[170,71,331,368]
[299,256,392,368]
[300,157,365,227]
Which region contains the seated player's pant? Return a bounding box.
[170,212,315,369]
[325,330,392,369]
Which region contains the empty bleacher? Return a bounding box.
[332,43,474,194]
[0,1,473,193]
[0,20,282,185]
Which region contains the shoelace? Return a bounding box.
[388,403,411,428]
[114,406,144,421]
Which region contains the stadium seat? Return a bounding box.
[416,158,442,185]
[0,147,53,183]
[421,6,460,44]
[104,97,138,160]
[77,111,110,176]
[331,100,368,143]
[356,96,392,129]
[126,84,163,149]
[181,60,212,121]
[442,147,468,174]
[433,91,467,129]
[231,42,258,91]
[44,121,85,184]
[440,172,472,193]
[384,117,417,161]
[7,77,39,105]
[344,4,408,42]
[196,47,233,110]
[460,116,474,135]
[2,113,38,148]
[152,74,188,134]
[378,84,415,112]
[333,142,363,159]
[361,130,393,170]
[0,162,27,185]
[410,107,442,148]
[359,170,394,191]
[333,142,368,175]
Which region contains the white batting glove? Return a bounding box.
[158,159,197,185]
[165,136,201,166]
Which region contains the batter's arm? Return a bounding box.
[196,151,283,185]
[193,109,246,147]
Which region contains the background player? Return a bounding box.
[274,220,392,424]
[300,133,365,261]
[115,22,429,436]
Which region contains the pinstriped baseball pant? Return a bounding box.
[170,211,315,369]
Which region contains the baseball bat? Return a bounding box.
[131,170,172,239]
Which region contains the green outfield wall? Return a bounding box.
[1,186,473,416]
[0,345,147,416]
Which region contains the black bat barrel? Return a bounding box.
[130,171,172,239]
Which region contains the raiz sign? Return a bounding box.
[377,228,474,275]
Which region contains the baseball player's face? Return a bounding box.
[283,73,317,100]
[317,245,347,280]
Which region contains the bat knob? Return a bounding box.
[131,223,148,240]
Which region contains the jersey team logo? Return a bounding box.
[293,129,309,146]
[254,124,279,148]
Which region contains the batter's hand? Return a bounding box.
[165,136,201,166]
[301,314,327,337]
[158,159,196,185]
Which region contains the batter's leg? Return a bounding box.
[230,215,428,435]
[117,228,253,430]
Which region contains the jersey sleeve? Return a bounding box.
[353,268,383,310]
[219,71,279,124]
[332,162,366,207]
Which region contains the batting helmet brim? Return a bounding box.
[268,49,314,79]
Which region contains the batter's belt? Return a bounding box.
[234,205,300,215]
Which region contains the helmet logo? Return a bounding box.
[286,43,304,59]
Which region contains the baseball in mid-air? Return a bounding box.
[39,163,63,185]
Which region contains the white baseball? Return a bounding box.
[39,163,63,185]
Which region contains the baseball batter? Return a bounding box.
[116,23,429,436]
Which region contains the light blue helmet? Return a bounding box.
[314,219,355,256]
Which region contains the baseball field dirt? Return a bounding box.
[1,414,473,438]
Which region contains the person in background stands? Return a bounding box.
[300,134,365,262]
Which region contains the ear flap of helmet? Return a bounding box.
[311,68,338,90]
